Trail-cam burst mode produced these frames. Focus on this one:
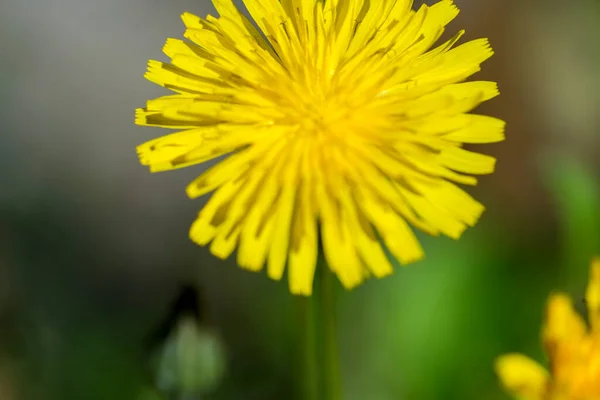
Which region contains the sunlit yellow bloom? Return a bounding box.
[496,258,600,400]
[135,0,504,295]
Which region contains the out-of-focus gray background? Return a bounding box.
[0,0,599,399]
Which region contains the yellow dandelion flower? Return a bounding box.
[496,258,600,400]
[135,0,504,295]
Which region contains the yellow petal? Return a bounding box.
[211,0,277,58]
[543,294,587,350]
[438,147,496,175]
[495,353,548,400]
[413,38,494,85]
[338,186,394,279]
[399,1,459,61]
[236,143,299,272]
[411,180,485,228]
[356,187,424,265]
[427,0,460,27]
[144,60,228,94]
[189,178,243,246]
[444,114,506,144]
[346,0,397,57]
[288,185,318,296]
[319,186,365,289]
[136,127,240,172]
[267,185,296,281]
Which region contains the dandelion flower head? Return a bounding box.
[136,0,504,295]
[496,258,600,400]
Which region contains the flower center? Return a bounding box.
[277,85,366,143]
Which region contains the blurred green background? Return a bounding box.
[0,0,599,399]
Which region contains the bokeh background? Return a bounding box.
[1,0,599,399]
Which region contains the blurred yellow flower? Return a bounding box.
[135,0,504,295]
[496,258,600,400]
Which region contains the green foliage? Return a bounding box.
[541,154,600,287]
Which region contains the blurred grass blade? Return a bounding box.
[541,153,600,284]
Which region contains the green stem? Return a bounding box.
[318,260,342,400]
[297,295,318,400]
